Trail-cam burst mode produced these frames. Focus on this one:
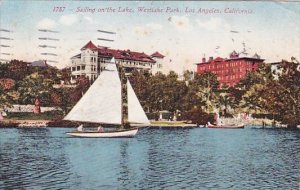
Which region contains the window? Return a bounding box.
[72,67,76,71]
[82,66,85,70]
[77,66,80,71]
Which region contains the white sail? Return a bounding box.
[64,63,122,125]
[127,80,150,125]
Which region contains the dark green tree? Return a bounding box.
[194,72,219,112]
[262,60,300,127]
[16,73,55,106]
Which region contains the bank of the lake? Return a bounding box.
[1,117,294,129]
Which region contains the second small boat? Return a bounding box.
[207,122,244,129]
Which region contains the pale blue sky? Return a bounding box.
[0,1,299,73]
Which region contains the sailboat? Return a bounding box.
[64,58,150,138]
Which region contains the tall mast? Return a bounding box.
[119,63,128,129]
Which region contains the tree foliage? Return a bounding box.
[16,73,54,106]
[261,61,300,127]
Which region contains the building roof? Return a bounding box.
[151,51,165,58]
[230,50,239,58]
[214,57,224,62]
[196,52,264,65]
[74,41,156,63]
[81,41,98,50]
[71,53,81,59]
[98,48,155,63]
[196,57,264,65]
[30,60,49,67]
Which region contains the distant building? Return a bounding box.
[70,41,165,82]
[150,51,165,75]
[196,51,264,86]
[29,60,49,68]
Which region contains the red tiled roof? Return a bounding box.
[81,41,97,50]
[97,47,155,63]
[151,51,165,58]
[214,57,224,62]
[75,41,156,63]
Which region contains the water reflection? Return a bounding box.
[118,141,131,188]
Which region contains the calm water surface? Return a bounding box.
[0,127,299,190]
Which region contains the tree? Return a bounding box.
[179,80,205,112]
[240,84,265,114]
[194,72,219,112]
[7,60,29,80]
[233,63,274,115]
[16,73,55,106]
[128,70,149,110]
[0,87,13,110]
[261,60,300,127]
[179,107,213,125]
[50,88,74,114]
[69,76,90,106]
[182,70,194,81]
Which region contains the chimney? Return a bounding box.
[202,57,206,63]
[209,57,213,61]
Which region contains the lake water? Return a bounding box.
[0,127,299,190]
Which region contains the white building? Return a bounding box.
[70,41,165,82]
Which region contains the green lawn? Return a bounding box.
[5,112,64,120]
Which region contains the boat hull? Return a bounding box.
[208,124,244,129]
[66,128,138,138]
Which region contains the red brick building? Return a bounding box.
[196,51,264,86]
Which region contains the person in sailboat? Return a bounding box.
[97,126,104,132]
[77,125,83,131]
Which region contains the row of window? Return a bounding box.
[200,61,256,70]
[217,74,243,80]
[72,65,97,71]
[72,65,86,71]
[211,69,243,74]
[117,60,150,67]
[73,57,154,67]
[199,66,256,73]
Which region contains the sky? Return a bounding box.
[0,1,299,74]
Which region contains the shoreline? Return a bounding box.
[0,119,198,128]
[0,119,296,129]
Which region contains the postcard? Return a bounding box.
[0,1,299,189]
